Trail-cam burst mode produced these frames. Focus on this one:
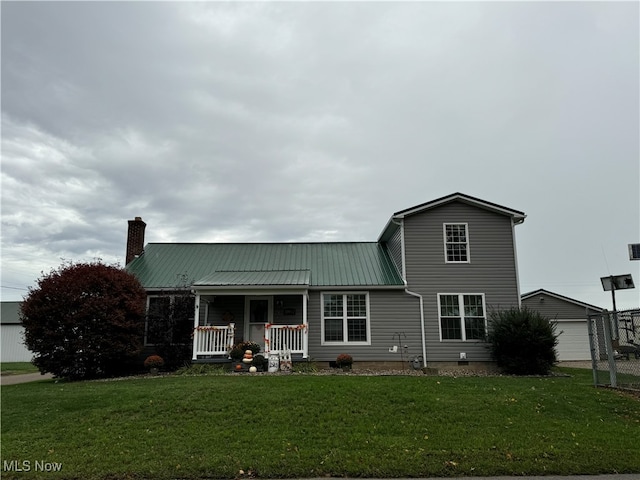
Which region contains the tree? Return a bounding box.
[21,261,147,380]
[486,306,558,375]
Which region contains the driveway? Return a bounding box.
[0,372,54,386]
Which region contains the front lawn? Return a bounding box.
[1,368,639,479]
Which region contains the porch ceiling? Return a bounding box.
[193,270,311,287]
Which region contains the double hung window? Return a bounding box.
[438,294,486,341]
[322,293,369,344]
[444,223,469,262]
[146,295,195,345]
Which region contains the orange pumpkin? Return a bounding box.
[235,364,243,371]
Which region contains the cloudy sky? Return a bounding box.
[2,1,639,310]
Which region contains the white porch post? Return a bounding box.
[264,324,271,357]
[192,293,200,361]
[302,292,308,359]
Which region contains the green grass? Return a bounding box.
[1,368,639,479]
[0,362,39,376]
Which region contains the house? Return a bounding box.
[521,289,603,361]
[125,193,526,368]
[1,301,33,362]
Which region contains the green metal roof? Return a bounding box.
[194,270,311,287]
[126,243,404,290]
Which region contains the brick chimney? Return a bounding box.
[126,217,146,265]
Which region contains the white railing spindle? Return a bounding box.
[193,323,235,357]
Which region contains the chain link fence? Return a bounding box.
[587,308,640,390]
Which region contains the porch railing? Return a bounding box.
[265,324,307,356]
[193,323,235,358]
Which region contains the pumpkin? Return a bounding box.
[245,350,253,355]
[249,366,257,373]
[235,364,243,371]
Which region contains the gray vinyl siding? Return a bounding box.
[387,226,404,279]
[403,201,521,362]
[522,294,599,320]
[307,289,420,362]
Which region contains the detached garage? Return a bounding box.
[521,289,602,361]
[1,301,33,362]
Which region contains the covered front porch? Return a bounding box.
[190,270,310,361]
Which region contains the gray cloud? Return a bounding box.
[2,1,638,309]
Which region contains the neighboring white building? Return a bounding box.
[1,301,33,362]
[521,289,603,362]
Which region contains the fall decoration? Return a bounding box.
[242,349,254,364]
[144,355,165,369]
[229,341,261,360]
[336,353,353,368]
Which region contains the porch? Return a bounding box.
[189,275,310,361]
[192,321,308,360]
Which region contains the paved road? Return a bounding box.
[403,476,640,480]
[0,372,54,385]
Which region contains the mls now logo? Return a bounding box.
[3,460,62,472]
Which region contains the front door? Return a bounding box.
[245,296,272,353]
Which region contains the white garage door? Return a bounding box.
[554,321,590,361]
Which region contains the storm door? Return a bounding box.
[245,296,273,352]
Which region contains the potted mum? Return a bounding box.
[336,353,353,371]
[144,355,165,375]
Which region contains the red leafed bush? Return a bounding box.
[21,261,147,380]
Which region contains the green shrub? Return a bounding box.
[174,363,227,376]
[487,307,558,375]
[293,359,318,373]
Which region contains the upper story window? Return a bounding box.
[438,294,486,341]
[444,223,469,263]
[321,292,370,345]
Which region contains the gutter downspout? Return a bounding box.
[512,218,522,308]
[391,217,428,368]
[405,288,427,368]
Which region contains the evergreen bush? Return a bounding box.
[487,307,558,375]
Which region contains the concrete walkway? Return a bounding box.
[0,372,54,385]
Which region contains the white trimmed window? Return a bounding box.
[321,293,370,345]
[444,223,469,263]
[438,294,486,341]
[146,295,195,345]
